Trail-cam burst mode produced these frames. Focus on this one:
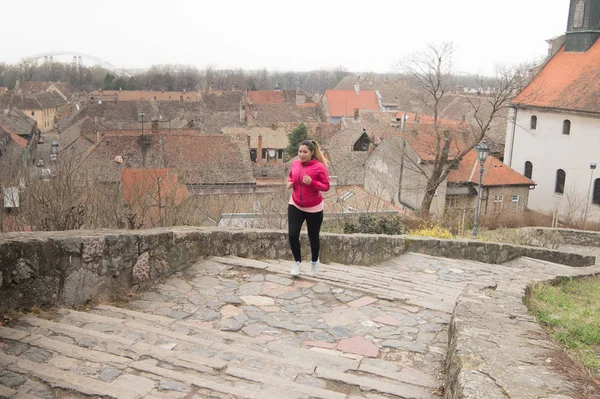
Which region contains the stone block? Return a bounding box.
[62,268,99,306]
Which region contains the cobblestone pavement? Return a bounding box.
[1,252,599,398]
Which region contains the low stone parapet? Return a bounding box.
[519,227,600,247]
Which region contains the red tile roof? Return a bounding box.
[448,149,535,187]
[84,132,254,185]
[401,124,470,162]
[0,120,28,148]
[246,90,287,104]
[121,169,188,207]
[324,90,381,118]
[512,41,600,113]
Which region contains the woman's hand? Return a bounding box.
[302,175,312,185]
[287,181,294,189]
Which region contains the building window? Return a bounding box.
[562,119,571,135]
[524,161,533,179]
[277,149,284,160]
[555,169,566,194]
[593,178,600,205]
[530,115,537,130]
[492,195,504,211]
[262,149,268,160]
[512,195,520,209]
[31,111,35,116]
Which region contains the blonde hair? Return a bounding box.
[300,140,327,166]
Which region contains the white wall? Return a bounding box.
[505,107,600,221]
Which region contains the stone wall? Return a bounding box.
[520,227,600,247]
[0,227,594,314]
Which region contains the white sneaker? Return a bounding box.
[309,261,319,277]
[290,261,302,277]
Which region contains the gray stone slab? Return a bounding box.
[19,348,52,363]
[265,275,294,286]
[169,311,191,320]
[158,381,190,392]
[381,340,428,353]
[99,368,122,382]
[0,370,27,387]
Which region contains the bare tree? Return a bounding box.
[398,42,529,218]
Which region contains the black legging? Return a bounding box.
[287,204,324,262]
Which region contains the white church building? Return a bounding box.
[504,0,600,223]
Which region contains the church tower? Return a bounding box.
[565,0,600,51]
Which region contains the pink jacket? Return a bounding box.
[288,159,330,207]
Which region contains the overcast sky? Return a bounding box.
[1,0,570,76]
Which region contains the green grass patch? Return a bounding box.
[526,275,600,375]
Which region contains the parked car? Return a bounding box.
[36,159,44,167]
[51,141,59,147]
[50,147,58,155]
[38,137,44,144]
[50,153,58,162]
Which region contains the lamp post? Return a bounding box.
[584,162,597,224]
[139,113,145,136]
[472,139,490,237]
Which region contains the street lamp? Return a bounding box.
[584,162,597,224]
[472,139,490,237]
[139,113,145,136]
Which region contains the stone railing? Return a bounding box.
[0,227,594,314]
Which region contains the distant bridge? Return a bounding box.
[21,51,130,76]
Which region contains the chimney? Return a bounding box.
[354,83,360,94]
[296,89,306,105]
[400,112,407,131]
[257,135,263,165]
[240,103,246,122]
[247,135,251,148]
[353,108,360,121]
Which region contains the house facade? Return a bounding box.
[504,0,600,222]
[364,135,449,217]
[0,92,66,133]
[446,149,535,217]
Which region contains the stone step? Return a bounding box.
[316,366,438,399]
[44,310,315,374]
[2,315,352,399]
[323,261,464,298]
[217,255,462,306]
[265,259,457,313]
[58,307,360,373]
[226,366,347,399]
[0,352,151,399]
[91,305,361,372]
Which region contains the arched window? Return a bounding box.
[555,169,566,194]
[574,0,585,28]
[562,119,571,135]
[530,115,537,130]
[524,161,533,179]
[249,149,257,163]
[593,178,600,205]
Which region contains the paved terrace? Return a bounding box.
[0,228,599,398]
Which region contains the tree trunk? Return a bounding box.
[419,188,436,218]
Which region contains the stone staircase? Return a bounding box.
[0,255,452,399]
[3,253,597,399]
